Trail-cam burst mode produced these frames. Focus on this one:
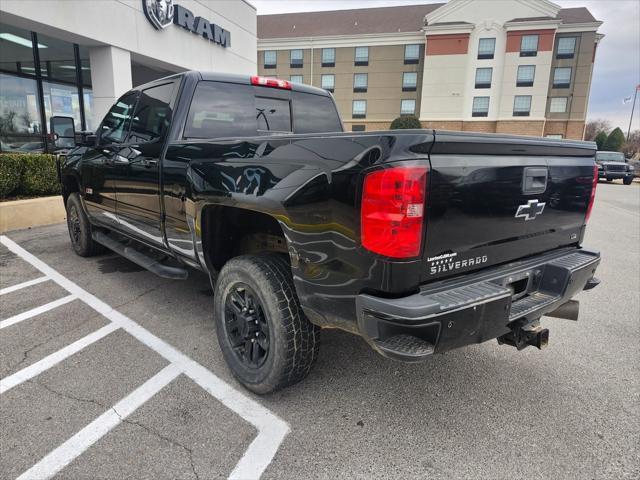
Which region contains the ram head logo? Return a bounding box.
[143,0,175,30]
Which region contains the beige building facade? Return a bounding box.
[257,0,602,139]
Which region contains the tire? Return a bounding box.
[65,193,106,257]
[213,253,320,394]
[623,177,633,185]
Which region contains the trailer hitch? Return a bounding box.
[498,322,549,351]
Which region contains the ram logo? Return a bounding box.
[515,199,546,221]
[143,0,175,30]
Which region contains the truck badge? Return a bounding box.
[515,199,545,221]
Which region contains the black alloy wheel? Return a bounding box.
[223,283,270,368]
[68,203,82,247]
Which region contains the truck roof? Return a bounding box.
[133,70,333,97]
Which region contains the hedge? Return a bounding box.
[0,153,60,199]
[390,115,422,130]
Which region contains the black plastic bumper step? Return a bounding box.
[374,334,434,361]
[509,292,559,321]
[92,231,188,280]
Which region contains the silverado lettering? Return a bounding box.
[59,71,601,394]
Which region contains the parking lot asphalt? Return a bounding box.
[1,181,638,480]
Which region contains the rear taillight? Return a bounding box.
[250,75,292,90]
[361,166,428,258]
[585,163,598,223]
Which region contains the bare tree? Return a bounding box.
[584,119,612,141]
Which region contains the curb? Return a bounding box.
[0,196,66,233]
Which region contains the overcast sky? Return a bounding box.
[251,0,640,131]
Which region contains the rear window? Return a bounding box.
[292,91,342,134]
[184,81,341,139]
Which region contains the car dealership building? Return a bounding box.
[0,0,256,150]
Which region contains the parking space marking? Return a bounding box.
[0,294,76,330]
[16,363,182,480]
[0,276,49,295]
[0,235,289,480]
[0,323,120,395]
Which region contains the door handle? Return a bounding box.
[142,158,158,167]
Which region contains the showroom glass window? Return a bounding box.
[0,23,93,151]
[0,23,42,149]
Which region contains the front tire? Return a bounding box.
[65,193,105,257]
[213,254,320,394]
[623,177,633,185]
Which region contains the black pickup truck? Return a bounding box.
[58,71,601,393]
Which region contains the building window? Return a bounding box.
[0,23,93,150]
[546,134,563,139]
[513,95,532,116]
[352,99,367,118]
[352,125,366,132]
[472,96,490,117]
[353,73,368,92]
[355,47,369,66]
[549,97,568,113]
[400,99,416,116]
[322,48,335,67]
[404,44,420,64]
[520,35,539,57]
[321,74,335,92]
[290,49,303,68]
[556,37,576,59]
[475,68,492,88]
[478,38,496,59]
[403,72,418,91]
[290,75,304,84]
[553,67,572,88]
[516,65,535,87]
[263,50,276,68]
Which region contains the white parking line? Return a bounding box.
[0,323,120,395]
[16,363,182,480]
[0,295,76,330]
[0,235,289,480]
[0,276,49,295]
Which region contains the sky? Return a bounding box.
[251,0,640,131]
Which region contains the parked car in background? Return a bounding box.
[595,151,635,184]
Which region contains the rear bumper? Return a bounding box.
[356,248,600,361]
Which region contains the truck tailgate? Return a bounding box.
[423,131,596,282]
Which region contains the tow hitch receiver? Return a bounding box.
[498,323,549,351]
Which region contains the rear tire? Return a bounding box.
[65,193,105,257]
[213,253,320,394]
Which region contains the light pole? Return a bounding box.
[627,85,639,141]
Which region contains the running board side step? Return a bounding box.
[92,232,188,280]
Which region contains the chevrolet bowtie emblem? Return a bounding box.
[515,199,546,221]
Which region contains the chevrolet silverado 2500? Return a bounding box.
[58,71,601,393]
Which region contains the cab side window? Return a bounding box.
[128,82,176,143]
[184,82,256,139]
[100,92,137,144]
[184,81,293,139]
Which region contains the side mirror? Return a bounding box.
[50,116,76,150]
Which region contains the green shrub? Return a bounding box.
[594,131,608,150]
[390,115,422,130]
[0,155,22,198]
[0,153,60,199]
[603,127,625,152]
